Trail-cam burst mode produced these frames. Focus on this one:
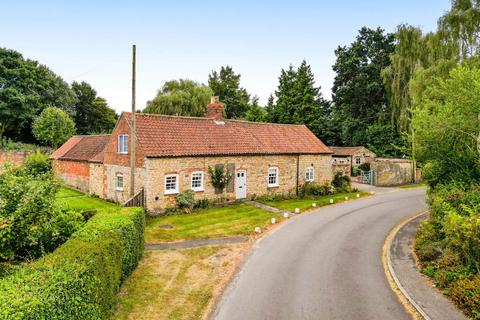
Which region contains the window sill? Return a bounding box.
[267,184,279,188]
[164,191,178,195]
[117,152,129,155]
[116,188,124,192]
[191,188,204,192]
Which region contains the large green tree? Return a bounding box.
[244,96,267,122]
[143,79,213,117]
[0,48,76,143]
[32,106,76,148]
[208,66,250,119]
[412,64,480,186]
[71,81,117,134]
[332,27,401,155]
[266,60,335,143]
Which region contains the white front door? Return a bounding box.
[235,170,247,199]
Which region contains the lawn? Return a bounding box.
[111,244,247,320]
[145,203,279,243]
[55,186,119,211]
[260,191,369,213]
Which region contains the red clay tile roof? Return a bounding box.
[124,112,332,157]
[329,146,365,156]
[50,135,111,163]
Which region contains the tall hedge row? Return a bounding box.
[0,207,145,320]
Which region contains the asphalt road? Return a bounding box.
[213,189,427,320]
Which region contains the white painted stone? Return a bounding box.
[294,208,300,214]
[356,193,360,198]
[312,203,317,207]
[345,196,349,200]
[283,212,290,218]
[271,218,277,224]
[330,199,334,204]
[254,226,262,233]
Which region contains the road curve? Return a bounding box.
[213,189,426,320]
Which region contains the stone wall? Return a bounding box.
[371,158,414,186]
[104,164,145,204]
[52,159,90,192]
[0,151,31,172]
[332,163,351,176]
[145,154,332,212]
[89,163,106,197]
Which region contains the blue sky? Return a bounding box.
[1,1,451,113]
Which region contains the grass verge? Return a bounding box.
[260,192,369,213]
[145,203,280,243]
[111,244,247,320]
[399,183,427,189]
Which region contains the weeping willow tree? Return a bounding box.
[382,0,480,137]
[143,79,213,117]
[439,0,480,60]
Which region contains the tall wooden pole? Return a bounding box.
[130,44,136,197]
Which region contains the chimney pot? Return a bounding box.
[211,96,220,104]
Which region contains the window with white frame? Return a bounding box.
[116,174,124,191]
[268,167,279,187]
[164,174,179,195]
[190,171,204,192]
[117,134,128,154]
[305,167,314,182]
[355,157,361,165]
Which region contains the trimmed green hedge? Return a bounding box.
[0,207,145,320]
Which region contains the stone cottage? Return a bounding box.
[52,98,333,212]
[329,146,376,175]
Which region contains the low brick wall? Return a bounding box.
[371,158,414,186]
[52,159,90,193]
[0,151,31,172]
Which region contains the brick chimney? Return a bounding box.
[206,96,225,120]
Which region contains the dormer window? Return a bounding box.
[118,135,128,154]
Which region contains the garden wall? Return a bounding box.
[0,151,31,172]
[371,158,415,186]
[52,159,90,192]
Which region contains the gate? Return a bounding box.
[361,171,374,185]
[123,188,145,208]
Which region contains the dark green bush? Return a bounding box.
[299,182,333,198]
[332,172,351,193]
[0,207,145,320]
[358,162,370,171]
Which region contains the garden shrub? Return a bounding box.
[0,207,145,320]
[358,162,370,172]
[299,182,333,198]
[332,172,351,193]
[0,166,83,261]
[416,182,480,318]
[176,190,196,212]
[23,150,51,177]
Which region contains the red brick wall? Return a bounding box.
[52,159,90,192]
[0,151,30,172]
[103,114,145,168]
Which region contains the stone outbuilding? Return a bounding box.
[329,146,376,175]
[52,98,334,212]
